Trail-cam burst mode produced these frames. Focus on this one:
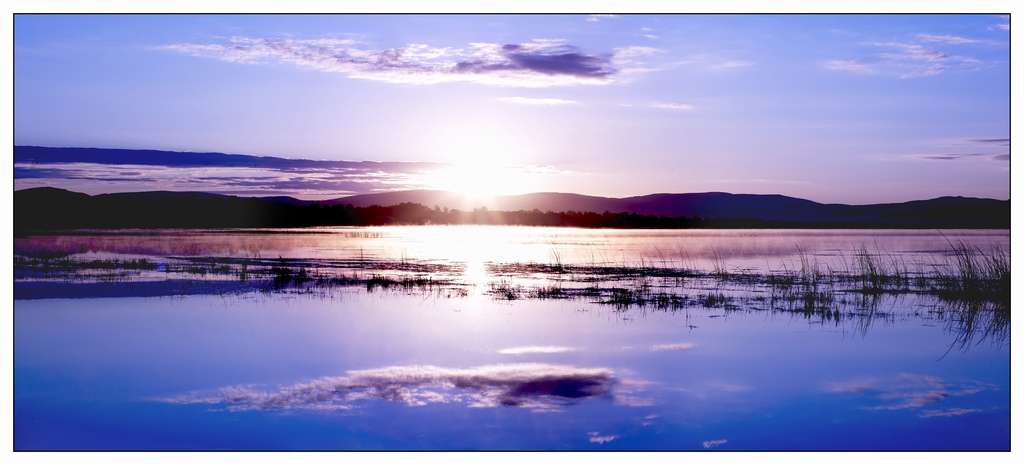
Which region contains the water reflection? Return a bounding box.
[825,373,997,417]
[167,363,616,411]
[12,227,1011,450]
[14,227,1009,275]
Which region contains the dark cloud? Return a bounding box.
[194,176,391,194]
[166,38,623,87]
[992,154,1010,161]
[14,145,442,171]
[920,153,1004,161]
[15,166,158,183]
[14,146,443,197]
[165,363,615,411]
[462,44,613,79]
[963,139,1010,146]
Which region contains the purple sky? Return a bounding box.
[14,13,1010,203]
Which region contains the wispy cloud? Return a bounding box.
[14,146,445,198]
[822,59,875,74]
[610,46,660,74]
[587,15,616,22]
[826,373,995,415]
[498,346,576,355]
[14,146,594,198]
[164,37,635,88]
[650,342,694,351]
[709,60,753,70]
[651,102,694,110]
[825,38,985,78]
[709,383,751,393]
[917,34,980,45]
[826,380,874,393]
[918,408,982,418]
[164,363,615,411]
[909,138,1010,163]
[955,138,1009,146]
[588,432,618,444]
[703,439,727,449]
[498,97,577,105]
[916,153,1008,162]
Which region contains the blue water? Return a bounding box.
[14,289,1009,450]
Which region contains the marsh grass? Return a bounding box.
[490,280,523,300]
[932,240,1009,305]
[14,239,1008,348]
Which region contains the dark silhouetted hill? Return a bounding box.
[15,187,1009,233]
[323,190,1008,227]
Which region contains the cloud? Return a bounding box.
[498,346,576,355]
[588,432,618,444]
[918,408,981,418]
[651,102,694,110]
[914,152,1007,162]
[498,97,577,105]
[164,37,621,87]
[164,363,615,411]
[825,39,986,78]
[917,34,980,45]
[822,60,875,74]
[876,42,950,62]
[994,24,1009,31]
[644,35,658,39]
[827,373,994,414]
[826,380,875,393]
[13,146,446,198]
[899,64,948,79]
[587,15,616,22]
[709,383,751,393]
[709,60,753,69]
[14,146,593,198]
[703,439,727,448]
[650,342,694,351]
[957,138,1009,146]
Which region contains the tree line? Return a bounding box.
[15,189,1010,234]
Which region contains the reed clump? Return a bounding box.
[932,240,1009,305]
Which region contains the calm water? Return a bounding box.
[13,227,1011,450]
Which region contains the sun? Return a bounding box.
[430,162,510,200]
[428,134,532,201]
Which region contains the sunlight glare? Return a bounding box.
[429,133,534,201]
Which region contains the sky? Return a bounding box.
[12,13,1011,204]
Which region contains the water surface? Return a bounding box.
[13,227,1010,450]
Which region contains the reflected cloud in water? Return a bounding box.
[498,346,576,355]
[703,439,727,449]
[919,408,982,418]
[166,363,614,411]
[826,373,994,415]
[588,432,618,444]
[650,343,694,351]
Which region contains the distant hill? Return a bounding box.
[14,187,1009,232]
[319,190,1009,227]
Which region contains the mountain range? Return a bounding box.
[14,187,1010,231]
[265,189,1008,226]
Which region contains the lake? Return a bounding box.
[13,227,1011,450]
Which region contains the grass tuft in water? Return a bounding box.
[932,240,1009,305]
